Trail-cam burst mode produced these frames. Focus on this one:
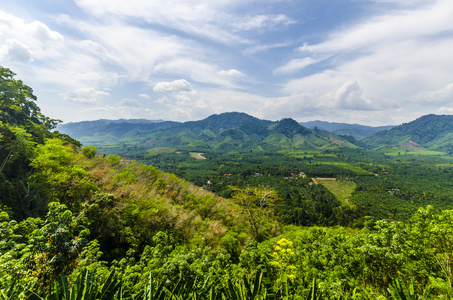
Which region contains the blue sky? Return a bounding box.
[1,0,453,125]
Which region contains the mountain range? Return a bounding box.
[57,113,453,155]
[58,112,357,152]
[300,120,395,140]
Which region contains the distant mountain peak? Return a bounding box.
[272,118,310,137]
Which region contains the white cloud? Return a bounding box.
[74,0,296,46]
[154,59,237,87]
[0,11,114,91]
[119,98,141,107]
[0,10,64,60]
[438,107,453,114]
[79,103,173,121]
[78,40,109,60]
[415,83,453,105]
[369,0,434,7]
[74,0,248,45]
[154,79,193,93]
[159,89,268,121]
[31,20,64,43]
[59,19,245,88]
[66,22,188,81]
[299,0,453,55]
[218,69,244,78]
[243,41,293,55]
[60,88,110,104]
[335,81,375,111]
[234,14,296,31]
[274,57,322,74]
[276,0,453,123]
[282,36,453,102]
[0,39,33,62]
[139,94,150,99]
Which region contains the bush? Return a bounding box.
[82,146,98,158]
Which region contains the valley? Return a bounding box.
[58,112,453,226]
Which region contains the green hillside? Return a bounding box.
[363,114,453,153]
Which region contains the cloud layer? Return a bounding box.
[1,0,452,125]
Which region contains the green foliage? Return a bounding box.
[27,202,88,292]
[107,154,120,165]
[1,67,39,126]
[0,67,63,219]
[220,231,240,261]
[82,146,98,158]
[387,277,432,300]
[30,138,93,210]
[26,268,121,300]
[111,166,139,186]
[230,186,281,241]
[0,67,59,142]
[0,123,36,169]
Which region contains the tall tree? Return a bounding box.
[0,66,61,218]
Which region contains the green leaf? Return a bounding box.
[261,266,275,300]
[281,271,288,300]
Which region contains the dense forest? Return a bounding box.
[3,66,453,299]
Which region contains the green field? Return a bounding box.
[315,179,357,205]
[313,162,373,175]
[377,146,446,156]
[279,149,337,159]
[146,147,177,156]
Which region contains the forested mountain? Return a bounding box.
[301,120,395,139]
[60,115,395,144]
[58,112,358,153]
[362,114,453,153]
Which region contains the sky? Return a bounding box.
[1,0,453,126]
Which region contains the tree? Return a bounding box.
[30,138,94,210]
[0,67,59,130]
[0,66,62,174]
[230,186,280,241]
[0,123,36,172]
[0,67,62,218]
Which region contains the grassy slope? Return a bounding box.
[75,152,279,250]
[362,114,453,152]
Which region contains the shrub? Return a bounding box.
[81,146,98,158]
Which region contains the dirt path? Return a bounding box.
[312,178,336,185]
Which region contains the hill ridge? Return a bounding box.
[58,112,356,152]
[362,114,453,153]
